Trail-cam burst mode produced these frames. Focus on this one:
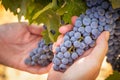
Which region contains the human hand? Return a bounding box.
[48,16,110,80]
[0,22,51,74]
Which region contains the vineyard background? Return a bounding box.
[0,4,114,80]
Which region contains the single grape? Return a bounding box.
[76,48,84,56]
[85,26,92,33]
[75,19,82,27]
[74,32,81,39]
[79,42,86,49]
[101,1,109,9]
[52,57,61,65]
[84,36,93,45]
[98,25,104,32]
[73,41,80,48]
[61,46,67,52]
[69,31,74,37]
[29,52,35,57]
[64,51,70,58]
[94,12,99,18]
[63,35,70,41]
[98,8,105,16]
[62,58,69,64]
[24,58,32,65]
[99,16,106,22]
[71,52,78,60]
[64,40,72,47]
[86,9,92,15]
[78,27,85,34]
[105,11,112,18]
[91,21,98,28]
[59,64,67,71]
[57,52,64,59]
[104,24,113,32]
[83,16,91,26]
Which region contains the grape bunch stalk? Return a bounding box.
[52,0,120,72]
[24,39,54,67]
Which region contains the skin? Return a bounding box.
[0,16,109,80]
[48,16,110,80]
[0,22,50,74]
[0,18,78,74]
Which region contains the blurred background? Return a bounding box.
[0,4,113,80]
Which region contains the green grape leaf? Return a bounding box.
[109,0,120,9]
[34,0,52,7]
[1,0,29,21]
[42,30,51,44]
[32,3,53,20]
[25,2,46,23]
[2,0,22,14]
[57,0,87,24]
[1,0,87,44]
[1,0,51,21]
[32,9,60,44]
[105,71,120,80]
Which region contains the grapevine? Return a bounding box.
[52,0,120,72]
[1,0,120,79]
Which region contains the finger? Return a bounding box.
[88,31,110,63]
[28,64,52,74]
[55,35,64,46]
[53,42,57,53]
[21,62,52,74]
[59,24,73,34]
[27,24,44,36]
[74,48,93,63]
[48,65,63,80]
[79,48,93,58]
[71,16,78,25]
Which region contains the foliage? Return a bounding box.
[1,0,120,79]
[109,0,120,9]
[106,71,120,80]
[1,0,87,44]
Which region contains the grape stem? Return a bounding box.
[52,0,58,9]
[78,36,84,42]
[68,46,74,53]
[68,37,84,53]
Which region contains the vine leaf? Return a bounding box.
[57,0,87,24]
[2,0,29,21]
[109,0,120,9]
[1,0,87,44]
[32,9,60,44]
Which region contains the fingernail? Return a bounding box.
[105,31,110,41]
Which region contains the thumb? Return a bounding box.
[89,31,110,62]
[27,24,44,36]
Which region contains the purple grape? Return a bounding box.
[57,52,64,59]
[84,36,93,45]
[71,52,78,60]
[64,52,70,58]
[74,32,81,39]
[73,41,80,48]
[83,16,91,26]
[85,26,92,33]
[64,40,72,47]
[62,58,69,64]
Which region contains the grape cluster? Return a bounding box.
[24,39,54,67]
[52,0,120,72]
[86,0,105,8]
[107,20,120,72]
